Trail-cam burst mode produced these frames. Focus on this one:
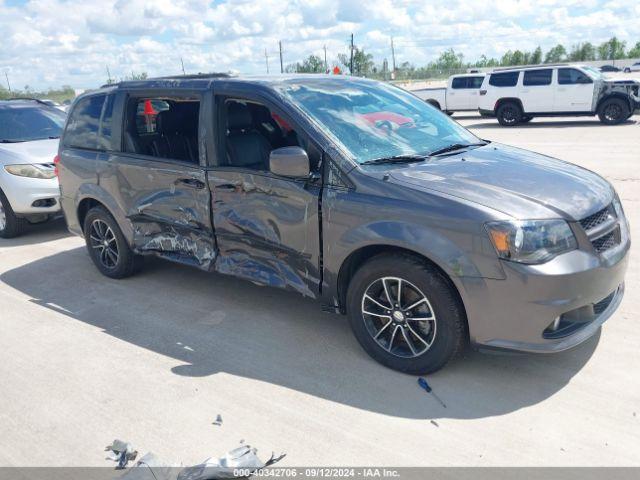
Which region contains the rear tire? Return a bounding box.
[426,100,441,110]
[496,101,522,126]
[0,189,28,239]
[598,98,630,125]
[346,253,466,374]
[624,68,631,73]
[83,206,143,279]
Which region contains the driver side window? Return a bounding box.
[218,97,319,172]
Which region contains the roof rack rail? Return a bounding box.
[100,72,234,89]
[153,72,234,80]
[492,63,570,71]
[5,97,50,105]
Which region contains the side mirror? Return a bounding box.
[269,146,310,178]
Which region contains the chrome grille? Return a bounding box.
[591,229,618,253]
[580,206,612,231]
[579,204,620,254]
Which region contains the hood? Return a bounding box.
[388,143,613,221]
[0,138,59,166]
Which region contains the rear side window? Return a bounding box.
[451,77,467,89]
[97,94,115,150]
[558,68,592,85]
[489,72,519,87]
[523,69,552,86]
[64,95,106,150]
[452,77,484,89]
[124,96,200,164]
[468,76,484,88]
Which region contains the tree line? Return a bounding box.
[287,36,640,80]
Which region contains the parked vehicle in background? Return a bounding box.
[478,64,640,126]
[413,73,486,114]
[624,62,640,73]
[600,65,620,72]
[58,74,629,374]
[0,99,65,238]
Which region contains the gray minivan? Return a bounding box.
[57,74,630,373]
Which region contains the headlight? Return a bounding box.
[4,164,56,179]
[486,219,577,264]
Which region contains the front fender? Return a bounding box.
[338,220,486,279]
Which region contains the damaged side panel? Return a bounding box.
[208,170,321,298]
[103,155,217,269]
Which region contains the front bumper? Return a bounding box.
[0,170,60,215]
[458,239,630,353]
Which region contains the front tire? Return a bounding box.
[346,253,466,374]
[0,189,28,239]
[496,101,522,126]
[83,206,143,279]
[598,98,630,125]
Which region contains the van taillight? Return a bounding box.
[479,90,487,96]
[53,155,60,176]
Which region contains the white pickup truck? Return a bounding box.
[412,73,486,114]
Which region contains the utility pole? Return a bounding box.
[349,33,354,75]
[180,57,186,75]
[390,37,396,79]
[264,49,270,74]
[279,41,284,74]
[323,45,328,72]
[106,65,112,85]
[4,71,11,92]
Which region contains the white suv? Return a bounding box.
[478,64,640,126]
[0,99,65,238]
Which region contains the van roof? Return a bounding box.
[95,73,379,92]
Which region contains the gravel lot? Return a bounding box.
[0,113,638,467]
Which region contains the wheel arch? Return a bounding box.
[426,99,441,110]
[596,92,633,113]
[494,97,524,113]
[74,184,133,243]
[336,245,468,331]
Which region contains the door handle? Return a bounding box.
[177,178,206,189]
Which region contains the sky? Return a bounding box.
[1,0,638,91]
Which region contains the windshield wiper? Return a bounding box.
[361,154,428,165]
[428,142,487,156]
[1,139,22,143]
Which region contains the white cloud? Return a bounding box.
[0,0,637,90]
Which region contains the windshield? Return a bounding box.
[583,66,603,80]
[277,79,480,164]
[0,106,66,142]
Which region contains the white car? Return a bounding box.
[0,99,65,238]
[412,73,486,113]
[624,62,640,73]
[478,64,640,126]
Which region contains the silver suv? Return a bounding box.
[0,99,65,237]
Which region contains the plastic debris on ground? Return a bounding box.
[110,440,285,480]
[178,444,286,480]
[105,439,139,469]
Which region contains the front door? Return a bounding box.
[208,94,322,298]
[555,68,596,112]
[103,92,216,269]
